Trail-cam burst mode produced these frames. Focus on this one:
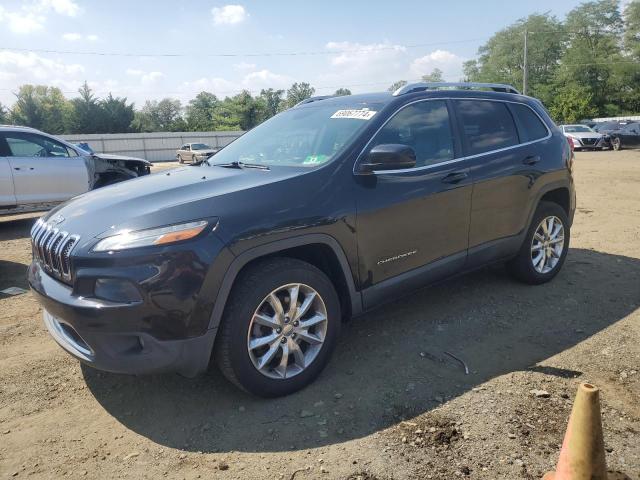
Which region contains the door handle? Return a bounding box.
[13,167,20,171]
[523,155,541,165]
[442,171,468,184]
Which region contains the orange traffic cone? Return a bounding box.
[543,383,630,480]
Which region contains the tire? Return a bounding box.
[177,154,183,164]
[612,137,622,151]
[214,257,341,397]
[192,155,197,163]
[93,175,130,189]
[507,201,570,285]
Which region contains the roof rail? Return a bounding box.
[294,95,333,107]
[392,82,521,96]
[0,124,39,130]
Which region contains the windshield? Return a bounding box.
[208,102,383,168]
[191,143,212,150]
[594,123,619,132]
[564,125,593,133]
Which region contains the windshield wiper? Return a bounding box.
[213,161,270,170]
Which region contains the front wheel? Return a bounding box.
[507,201,570,285]
[214,258,341,397]
[177,154,183,164]
[612,137,622,151]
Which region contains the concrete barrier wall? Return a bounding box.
[59,131,244,162]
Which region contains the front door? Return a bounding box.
[1,132,90,204]
[0,156,16,207]
[354,99,473,306]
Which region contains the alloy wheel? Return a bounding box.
[531,216,565,274]
[613,138,621,151]
[247,283,328,379]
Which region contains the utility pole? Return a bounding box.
[523,28,529,95]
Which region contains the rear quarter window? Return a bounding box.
[510,103,548,142]
[455,100,519,156]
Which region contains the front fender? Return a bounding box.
[205,233,362,331]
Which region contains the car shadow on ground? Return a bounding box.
[0,260,29,292]
[78,247,638,453]
[0,216,39,242]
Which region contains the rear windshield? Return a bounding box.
[208,102,385,168]
[191,143,211,150]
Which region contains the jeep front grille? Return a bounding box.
[31,219,79,282]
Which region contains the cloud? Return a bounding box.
[233,61,256,71]
[0,51,85,103]
[409,50,465,79]
[178,69,290,99]
[42,0,81,17]
[0,5,46,34]
[0,0,81,34]
[317,41,408,92]
[141,71,164,84]
[242,69,291,90]
[125,68,163,84]
[211,5,247,25]
[62,32,82,41]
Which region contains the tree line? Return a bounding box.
[388,0,640,123]
[0,80,350,135]
[463,0,640,123]
[1,0,638,133]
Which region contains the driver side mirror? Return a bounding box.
[357,144,417,174]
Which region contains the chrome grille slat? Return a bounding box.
[44,228,60,269]
[30,220,80,283]
[38,227,54,263]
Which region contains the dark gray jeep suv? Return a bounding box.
[28,82,576,397]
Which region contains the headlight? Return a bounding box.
[93,220,208,252]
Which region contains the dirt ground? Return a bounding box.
[0,151,638,480]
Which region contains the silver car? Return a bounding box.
[176,143,219,164]
[0,125,151,216]
[560,124,610,151]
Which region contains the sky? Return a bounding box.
[0,0,591,107]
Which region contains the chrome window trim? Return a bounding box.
[353,97,552,176]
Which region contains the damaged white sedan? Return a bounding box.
[0,125,151,216]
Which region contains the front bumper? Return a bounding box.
[29,262,217,377]
[572,137,610,149]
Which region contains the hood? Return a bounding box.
[191,149,218,155]
[42,165,300,241]
[92,153,152,166]
[566,132,602,139]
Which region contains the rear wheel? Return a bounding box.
[507,201,570,285]
[612,137,622,151]
[192,155,197,163]
[214,258,341,397]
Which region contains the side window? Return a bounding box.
[4,133,71,158]
[510,103,548,142]
[455,100,519,155]
[368,100,454,168]
[185,145,191,151]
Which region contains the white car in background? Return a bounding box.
[560,124,611,151]
[0,125,151,216]
[176,143,220,164]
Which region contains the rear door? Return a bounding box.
[454,99,548,261]
[2,132,90,204]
